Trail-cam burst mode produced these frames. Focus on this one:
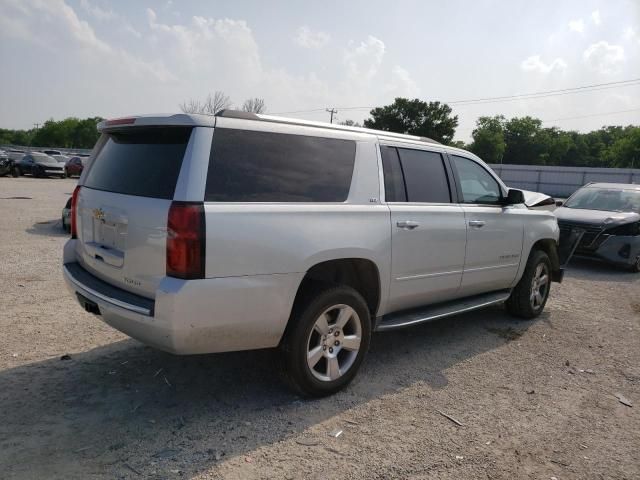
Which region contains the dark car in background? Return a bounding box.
[0,150,19,177]
[555,182,640,272]
[17,152,65,178]
[64,156,84,177]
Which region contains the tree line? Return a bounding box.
[1,95,637,168]
[0,117,103,150]
[359,98,639,169]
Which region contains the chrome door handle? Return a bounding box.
[468,220,486,228]
[397,220,420,230]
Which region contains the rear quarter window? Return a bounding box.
[205,128,356,202]
[83,127,192,200]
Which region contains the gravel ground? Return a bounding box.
[1,177,639,480]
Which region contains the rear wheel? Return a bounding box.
[280,285,371,397]
[506,250,552,319]
[10,166,19,177]
[631,255,640,273]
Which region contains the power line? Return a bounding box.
[542,107,640,123]
[271,77,640,115]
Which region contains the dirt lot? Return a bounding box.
[0,177,639,480]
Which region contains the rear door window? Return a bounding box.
[83,127,192,199]
[397,148,451,203]
[205,128,356,202]
[380,146,407,202]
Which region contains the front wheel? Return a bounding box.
[280,285,371,397]
[506,250,552,319]
[630,255,640,273]
[10,166,19,177]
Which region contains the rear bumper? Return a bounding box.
[62,257,303,354]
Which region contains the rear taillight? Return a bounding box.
[166,202,205,279]
[70,185,81,239]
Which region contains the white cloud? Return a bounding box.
[583,41,625,74]
[385,66,420,98]
[294,26,330,49]
[520,55,567,74]
[591,10,601,25]
[624,27,635,40]
[568,18,585,33]
[79,0,115,21]
[0,0,172,81]
[344,35,385,83]
[623,27,639,45]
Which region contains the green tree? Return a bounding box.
[469,115,506,163]
[603,127,640,168]
[364,98,458,144]
[503,116,545,165]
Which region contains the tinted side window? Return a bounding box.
[380,146,406,202]
[84,127,192,199]
[451,155,502,204]
[397,149,451,203]
[205,129,356,202]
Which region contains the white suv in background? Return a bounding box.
[63,111,563,396]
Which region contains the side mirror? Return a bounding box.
[504,189,525,205]
[555,200,564,207]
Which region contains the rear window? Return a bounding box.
[84,127,192,199]
[205,128,356,202]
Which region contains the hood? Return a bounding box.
[521,190,555,208]
[34,158,61,167]
[555,206,640,226]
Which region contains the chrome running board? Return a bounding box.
[376,289,511,331]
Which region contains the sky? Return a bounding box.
[0,0,639,141]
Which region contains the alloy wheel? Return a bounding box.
[306,304,362,382]
[530,262,550,310]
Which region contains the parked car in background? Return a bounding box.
[6,148,25,162]
[42,149,62,156]
[0,150,19,177]
[17,152,65,178]
[61,197,72,232]
[65,156,84,177]
[63,111,563,396]
[51,154,70,165]
[555,182,640,272]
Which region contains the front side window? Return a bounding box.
[205,129,356,202]
[451,155,502,204]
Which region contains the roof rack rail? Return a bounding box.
[214,109,442,145]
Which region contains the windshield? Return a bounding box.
[564,188,640,213]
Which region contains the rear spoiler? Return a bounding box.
[98,114,215,132]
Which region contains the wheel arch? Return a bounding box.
[281,258,382,345]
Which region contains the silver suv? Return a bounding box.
[63,111,563,396]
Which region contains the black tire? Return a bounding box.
[280,285,371,397]
[33,166,43,178]
[62,169,68,179]
[506,249,552,319]
[11,166,19,177]
[61,215,68,232]
[630,255,640,273]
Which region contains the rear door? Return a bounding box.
[449,155,524,295]
[383,145,467,312]
[75,127,193,298]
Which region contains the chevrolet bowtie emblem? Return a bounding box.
[93,208,105,220]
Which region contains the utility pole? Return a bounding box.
[30,123,40,147]
[326,108,337,124]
